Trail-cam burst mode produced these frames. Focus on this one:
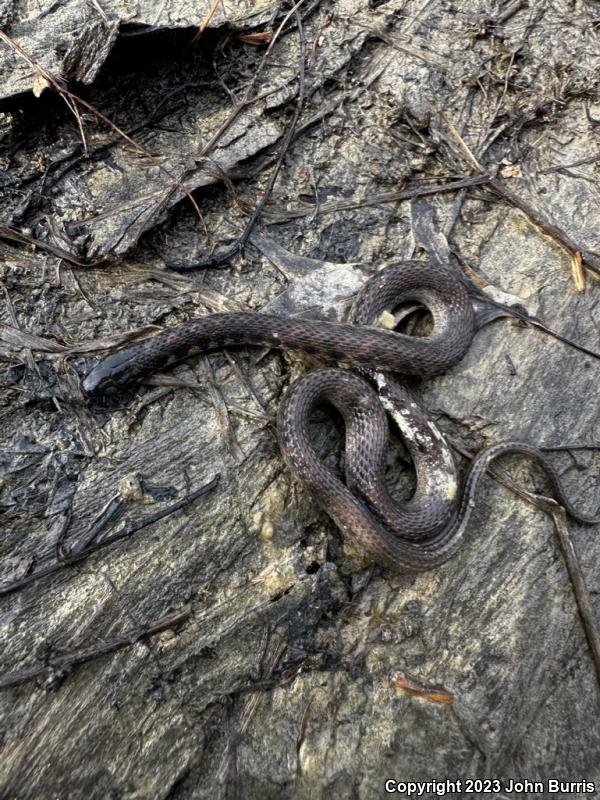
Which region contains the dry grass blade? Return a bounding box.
[0,475,220,599]
[534,498,600,692]
[572,251,586,292]
[0,223,89,265]
[0,28,205,230]
[187,0,223,49]
[0,606,192,690]
[435,110,600,278]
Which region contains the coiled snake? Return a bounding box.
[84,260,599,571]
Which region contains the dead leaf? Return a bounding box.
[391,671,454,704]
[32,71,50,98]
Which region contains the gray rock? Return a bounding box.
[1,1,599,798]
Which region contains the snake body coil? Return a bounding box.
[84,260,598,571]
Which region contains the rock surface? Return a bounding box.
[1,1,600,798]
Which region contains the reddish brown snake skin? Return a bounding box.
[84,260,599,570]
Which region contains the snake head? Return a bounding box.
[82,349,136,394]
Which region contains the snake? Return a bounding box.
[83,260,599,571]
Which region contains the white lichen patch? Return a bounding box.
[118,473,153,504]
[255,559,297,598]
[427,422,455,472]
[253,510,276,542]
[482,284,536,314]
[377,310,397,330]
[378,392,420,444]
[249,475,290,543]
[443,477,458,500]
[414,431,432,448]
[261,520,276,540]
